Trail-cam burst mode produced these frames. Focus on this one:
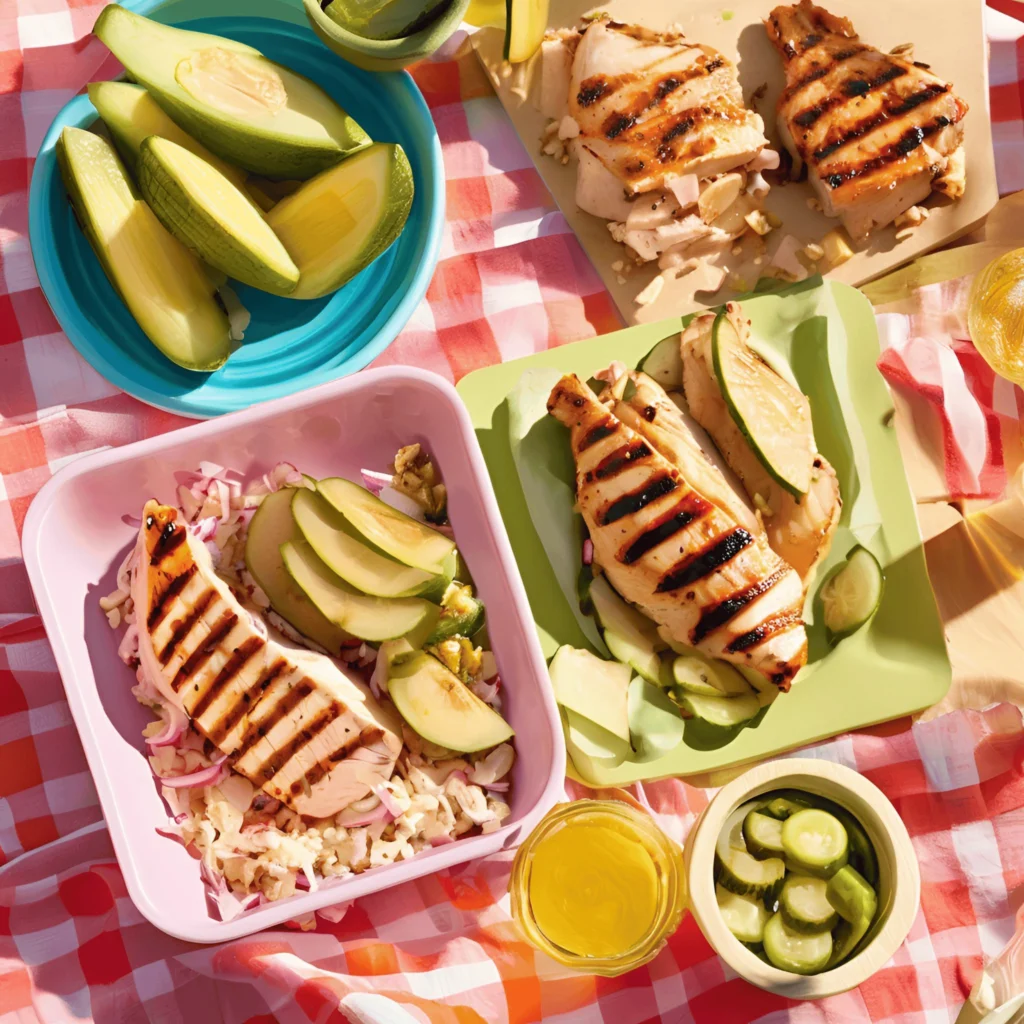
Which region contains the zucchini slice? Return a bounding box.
[826,866,878,968]
[760,791,816,821]
[503,0,549,62]
[717,885,770,944]
[762,914,833,975]
[711,310,815,498]
[821,545,885,640]
[639,334,684,389]
[676,691,760,729]
[743,811,786,860]
[781,809,849,879]
[673,655,754,698]
[779,875,839,934]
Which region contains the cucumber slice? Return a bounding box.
[821,546,884,639]
[711,310,815,498]
[760,791,816,821]
[672,655,754,698]
[589,576,662,684]
[717,885,770,944]
[762,914,832,974]
[832,809,879,888]
[826,866,878,967]
[716,845,786,899]
[676,691,760,729]
[781,809,849,879]
[656,625,699,656]
[503,0,549,63]
[743,811,786,860]
[639,334,683,389]
[780,875,839,934]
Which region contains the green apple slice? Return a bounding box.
[56,126,230,372]
[266,143,414,299]
[711,310,815,498]
[93,5,370,179]
[388,651,514,752]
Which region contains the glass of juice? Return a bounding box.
[509,800,687,976]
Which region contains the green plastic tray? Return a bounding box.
[457,280,951,785]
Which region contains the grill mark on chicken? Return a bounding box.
[296,725,386,795]
[214,657,289,748]
[190,635,266,721]
[253,702,339,783]
[153,522,186,564]
[231,679,314,762]
[692,567,788,643]
[592,441,652,481]
[805,82,949,161]
[147,563,198,630]
[600,473,678,525]
[790,61,912,133]
[656,528,754,593]
[824,116,950,188]
[169,607,237,688]
[784,45,868,98]
[577,78,609,107]
[619,491,711,564]
[727,611,803,652]
[159,590,216,666]
[577,416,619,451]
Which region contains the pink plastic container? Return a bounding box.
[22,367,565,943]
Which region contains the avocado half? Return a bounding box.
[56,126,231,372]
[92,4,370,180]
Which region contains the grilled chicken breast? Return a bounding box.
[681,312,841,581]
[765,0,967,239]
[569,20,770,194]
[132,501,401,818]
[548,375,807,689]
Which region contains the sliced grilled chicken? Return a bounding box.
[548,375,807,689]
[765,0,968,239]
[569,19,770,194]
[132,501,402,818]
[680,312,841,582]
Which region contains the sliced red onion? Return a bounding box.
[172,812,189,825]
[197,461,227,480]
[156,825,184,842]
[121,513,143,529]
[191,516,220,542]
[446,769,468,785]
[368,653,388,699]
[336,802,392,828]
[360,469,393,496]
[666,173,700,209]
[156,755,228,789]
[238,892,261,911]
[117,624,139,665]
[295,873,311,891]
[430,834,455,847]
[115,543,138,594]
[582,538,594,566]
[147,703,189,748]
[483,781,510,792]
[374,784,403,818]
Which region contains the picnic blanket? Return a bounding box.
[2,2,1024,1021]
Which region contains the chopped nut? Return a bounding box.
[806,197,823,213]
[753,493,774,516]
[607,221,627,244]
[821,227,854,268]
[698,172,745,224]
[557,115,580,140]
[635,273,665,307]
[616,274,626,285]
[611,260,624,272]
[802,242,825,263]
[731,243,743,256]
[893,205,929,231]
[744,209,774,236]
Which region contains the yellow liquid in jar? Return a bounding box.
[528,818,660,958]
[463,0,506,27]
[968,247,1024,385]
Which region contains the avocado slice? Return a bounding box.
[281,539,439,644]
[245,488,354,655]
[291,487,451,599]
[548,645,631,745]
[265,143,414,299]
[388,651,514,753]
[323,0,450,40]
[316,477,455,575]
[56,126,230,372]
[138,136,300,296]
[92,5,370,180]
[87,81,247,190]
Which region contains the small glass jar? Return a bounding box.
[508,799,687,977]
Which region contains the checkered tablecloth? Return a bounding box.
[3,2,1024,1021]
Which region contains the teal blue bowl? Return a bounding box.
[28,0,444,419]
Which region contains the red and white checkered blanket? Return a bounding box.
[3,3,1024,1021]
